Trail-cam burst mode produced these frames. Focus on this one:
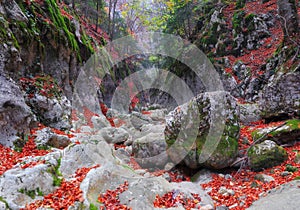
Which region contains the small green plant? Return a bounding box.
[286,164,298,172]
[235,0,246,9]
[0,196,9,209]
[18,188,43,199]
[47,157,63,186]
[89,203,98,210]
[232,10,245,33]
[294,176,300,180]
[37,144,51,151]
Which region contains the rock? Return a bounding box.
[251,119,300,145]
[200,204,214,210]
[161,173,171,182]
[294,152,300,164]
[35,127,71,148]
[80,162,166,209]
[258,72,300,119]
[248,140,288,171]
[114,148,130,164]
[100,127,130,144]
[233,60,249,81]
[247,180,300,210]
[171,181,214,207]
[130,111,153,130]
[254,174,275,183]
[0,152,61,210]
[239,103,262,125]
[0,201,6,210]
[164,162,175,171]
[216,206,229,210]
[60,140,115,177]
[145,108,168,122]
[0,75,33,147]
[191,169,213,185]
[132,132,169,168]
[218,186,235,196]
[91,115,111,130]
[0,0,28,22]
[165,91,240,169]
[280,171,290,177]
[27,94,72,130]
[80,162,213,209]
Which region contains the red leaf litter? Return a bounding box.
[0,133,50,176]
[153,191,201,210]
[220,0,284,84]
[23,165,100,210]
[202,120,300,209]
[98,181,132,210]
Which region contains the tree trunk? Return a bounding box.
[277,0,299,38]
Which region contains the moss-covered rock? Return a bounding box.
[248,140,288,171]
[165,91,240,169]
[252,119,300,145]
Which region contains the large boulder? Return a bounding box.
[132,131,169,168]
[100,127,130,144]
[80,162,214,209]
[0,151,61,210]
[258,72,300,119]
[247,180,300,210]
[239,103,262,125]
[34,127,71,149]
[248,140,288,171]
[60,140,115,177]
[0,75,33,147]
[164,91,240,169]
[26,94,72,130]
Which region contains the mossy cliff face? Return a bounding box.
[165,91,240,169]
[0,0,94,98]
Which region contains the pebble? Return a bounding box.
[280,171,290,177]
[200,204,214,210]
[161,173,171,182]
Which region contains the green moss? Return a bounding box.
[244,13,256,31]
[0,196,10,209]
[286,164,298,172]
[18,188,43,199]
[232,10,245,34]
[252,119,300,140]
[248,144,288,171]
[294,176,300,180]
[45,0,79,56]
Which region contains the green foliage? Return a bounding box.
[294,176,300,180]
[232,10,245,33]
[286,164,298,172]
[89,203,98,210]
[18,188,43,199]
[235,0,246,9]
[47,157,63,187]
